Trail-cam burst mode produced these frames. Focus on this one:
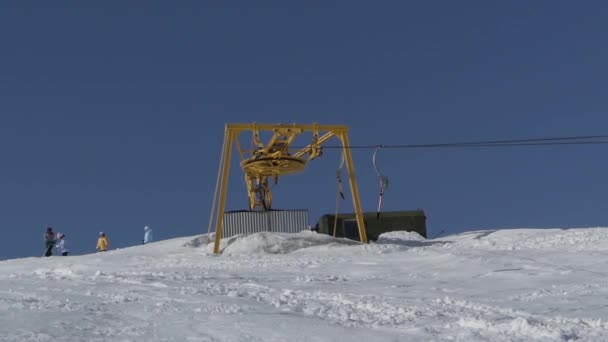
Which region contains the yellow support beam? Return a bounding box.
[227,123,349,132]
[292,131,336,159]
[339,131,368,243]
[213,127,235,254]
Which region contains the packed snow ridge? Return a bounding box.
[2,228,608,341]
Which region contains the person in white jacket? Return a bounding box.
[143,226,153,244]
[55,233,69,256]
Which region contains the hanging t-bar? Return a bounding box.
[373,145,389,219]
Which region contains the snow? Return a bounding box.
[2,228,608,341]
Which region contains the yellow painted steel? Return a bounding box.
[338,132,368,243]
[213,128,234,254]
[213,123,368,254]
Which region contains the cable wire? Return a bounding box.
[302,134,608,150]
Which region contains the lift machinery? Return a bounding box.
[210,123,368,254]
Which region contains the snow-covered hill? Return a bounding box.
[1,228,608,341]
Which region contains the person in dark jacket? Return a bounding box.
[44,227,56,257]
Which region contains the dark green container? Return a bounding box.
[316,210,427,241]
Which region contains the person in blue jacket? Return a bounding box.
[143,225,153,244]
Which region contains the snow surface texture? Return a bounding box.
[1,228,608,341]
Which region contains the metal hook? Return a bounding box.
[372,146,389,219]
[373,146,389,193]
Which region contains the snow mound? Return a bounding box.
[441,227,608,251]
[376,230,426,244]
[182,234,215,248]
[182,235,209,248]
[216,231,359,255]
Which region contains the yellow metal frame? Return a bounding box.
[212,123,368,254]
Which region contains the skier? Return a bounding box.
[44,227,56,257]
[143,225,153,244]
[55,233,69,256]
[97,232,109,252]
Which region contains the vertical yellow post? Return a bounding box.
[214,127,235,254]
[339,131,368,243]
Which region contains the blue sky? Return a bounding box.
[1,1,607,259]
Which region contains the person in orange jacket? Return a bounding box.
[97,232,109,252]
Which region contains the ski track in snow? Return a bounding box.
[1,229,608,341]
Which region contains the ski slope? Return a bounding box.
[1,228,608,341]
